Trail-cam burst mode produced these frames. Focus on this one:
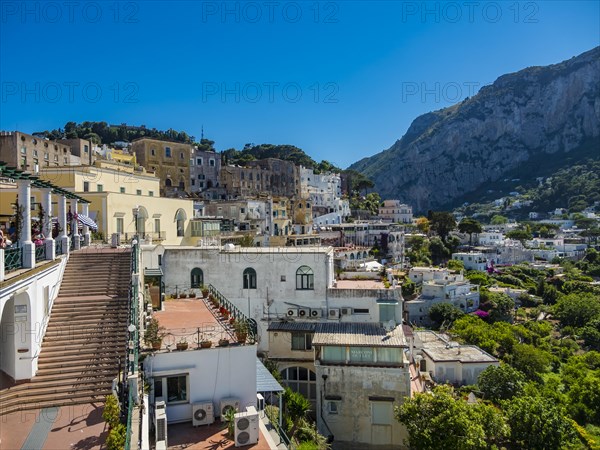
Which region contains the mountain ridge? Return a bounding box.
[349,47,600,213]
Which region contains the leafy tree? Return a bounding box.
[481,291,515,323]
[428,211,456,242]
[477,364,525,402]
[503,395,576,450]
[553,293,600,328]
[429,303,465,329]
[428,236,450,265]
[447,259,464,271]
[490,215,508,225]
[415,217,430,234]
[458,218,482,246]
[505,229,533,243]
[395,385,509,450]
[509,343,552,381]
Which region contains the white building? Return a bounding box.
[413,331,499,385]
[451,252,487,272]
[477,230,505,246]
[313,322,411,449]
[379,200,413,224]
[405,268,479,326]
[156,245,403,353]
[299,166,350,225]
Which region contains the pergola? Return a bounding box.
[0,161,92,279]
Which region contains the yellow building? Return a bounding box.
[36,162,195,245]
[130,138,192,196]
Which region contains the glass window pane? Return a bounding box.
[289,367,298,380]
[350,347,374,363]
[323,346,345,362]
[154,378,163,398]
[298,382,308,398]
[167,375,187,403]
[299,367,308,380]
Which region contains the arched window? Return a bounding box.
[243,268,257,289]
[349,253,355,260]
[175,209,187,237]
[279,367,316,400]
[191,268,203,288]
[296,266,314,290]
[165,178,172,187]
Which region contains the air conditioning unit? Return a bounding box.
[298,308,310,318]
[154,400,168,449]
[340,307,352,316]
[192,401,214,426]
[287,308,298,317]
[234,406,259,447]
[220,398,240,418]
[328,308,340,319]
[256,393,265,411]
[310,308,322,318]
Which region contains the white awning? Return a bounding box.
[77,214,98,230]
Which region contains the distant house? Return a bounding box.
[413,330,499,385]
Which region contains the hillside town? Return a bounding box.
[1,129,599,450]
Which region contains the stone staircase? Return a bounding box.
[0,248,132,415]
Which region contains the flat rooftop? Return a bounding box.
[334,279,386,289]
[415,330,497,363]
[153,298,235,351]
[163,245,332,253]
[313,322,407,347]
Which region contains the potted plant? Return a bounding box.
[223,407,236,437]
[189,291,196,299]
[233,319,249,343]
[201,286,210,298]
[144,317,166,350]
[176,338,188,351]
[200,338,212,349]
[218,338,229,347]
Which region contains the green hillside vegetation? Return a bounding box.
[398,257,600,449]
[456,156,600,220]
[39,121,195,145]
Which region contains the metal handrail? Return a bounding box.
[207,284,258,339]
[35,244,46,262]
[4,246,22,273]
[125,237,140,450]
[55,239,63,255]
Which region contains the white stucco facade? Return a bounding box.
[0,256,67,381]
[144,344,257,424]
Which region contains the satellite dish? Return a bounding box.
[384,319,396,332]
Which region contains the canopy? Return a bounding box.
[77,214,98,230]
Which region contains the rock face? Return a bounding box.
[349,47,600,212]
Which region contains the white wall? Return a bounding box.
[145,344,257,423]
[315,362,410,449]
[0,256,67,380]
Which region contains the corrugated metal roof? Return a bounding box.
[312,322,407,347]
[256,359,284,393]
[267,321,318,332]
[144,267,163,277]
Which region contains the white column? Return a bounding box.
[81,203,91,246]
[58,194,69,254]
[41,188,55,260]
[71,198,80,250]
[0,248,4,282]
[18,179,35,268]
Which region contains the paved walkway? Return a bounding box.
[0,402,107,450]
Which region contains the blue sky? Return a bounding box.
[1,1,598,168]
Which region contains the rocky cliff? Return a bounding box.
[349,47,600,212]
